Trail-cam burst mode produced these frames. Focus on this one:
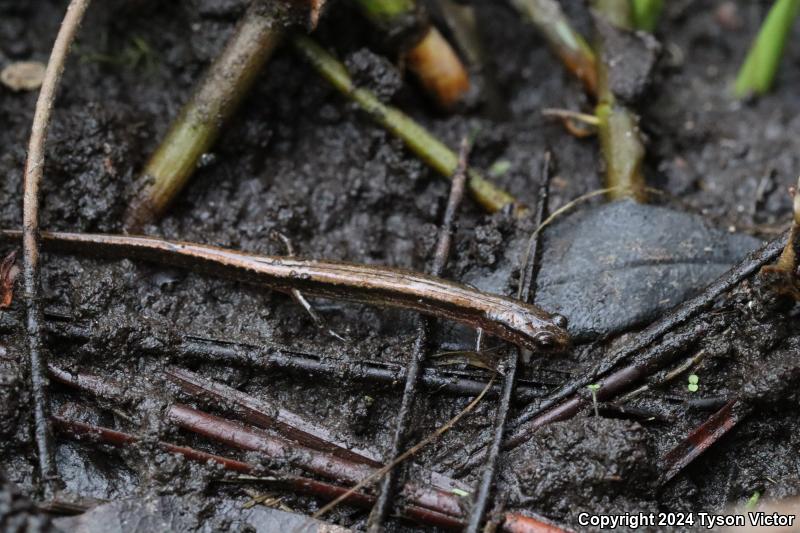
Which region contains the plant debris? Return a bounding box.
[0,250,18,308]
[0,61,46,92]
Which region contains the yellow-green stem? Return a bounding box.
[292,34,523,215]
[593,0,647,202]
[510,0,597,95]
[124,4,283,232]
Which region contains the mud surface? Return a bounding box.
[1,1,800,531]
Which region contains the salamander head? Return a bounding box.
[529,313,570,352]
[486,307,571,353]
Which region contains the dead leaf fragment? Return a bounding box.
[1,61,46,92]
[1,250,19,308]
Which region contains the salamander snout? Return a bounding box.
[530,314,570,352]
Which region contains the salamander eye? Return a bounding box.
[533,331,556,349]
[552,314,568,329]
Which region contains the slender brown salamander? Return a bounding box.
[0,230,570,353]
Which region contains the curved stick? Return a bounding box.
[22,0,92,494]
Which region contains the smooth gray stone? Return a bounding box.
[535,200,761,341]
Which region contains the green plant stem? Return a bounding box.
[630,0,663,32]
[510,0,597,95]
[292,34,523,215]
[123,4,283,232]
[735,0,800,98]
[593,0,647,202]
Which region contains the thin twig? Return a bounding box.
[165,366,381,466]
[22,0,92,495]
[1,250,19,308]
[51,364,467,518]
[464,153,553,532]
[268,230,346,341]
[450,321,712,474]
[0,313,552,400]
[55,415,566,531]
[366,138,471,531]
[305,375,495,527]
[660,399,745,483]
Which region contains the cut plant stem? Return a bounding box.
[509,0,597,95]
[406,26,471,109]
[353,0,469,109]
[734,0,800,98]
[123,3,283,232]
[291,34,524,215]
[593,0,647,202]
[631,0,663,32]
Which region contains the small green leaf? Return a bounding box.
[688,374,699,385]
[452,488,470,497]
[489,159,512,177]
[746,490,761,509]
[587,383,601,391]
[687,383,699,393]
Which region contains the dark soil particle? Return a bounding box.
[501,417,656,520]
[2,0,800,531]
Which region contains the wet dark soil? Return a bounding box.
[1,0,800,531]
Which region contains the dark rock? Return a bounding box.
[595,14,661,103]
[536,200,761,340]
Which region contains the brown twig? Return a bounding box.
[464,153,554,532]
[165,366,382,466]
[307,375,495,527]
[660,399,746,483]
[50,365,466,518]
[509,230,788,440]
[0,314,552,400]
[449,322,712,474]
[22,0,92,494]
[55,415,563,531]
[366,138,470,531]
